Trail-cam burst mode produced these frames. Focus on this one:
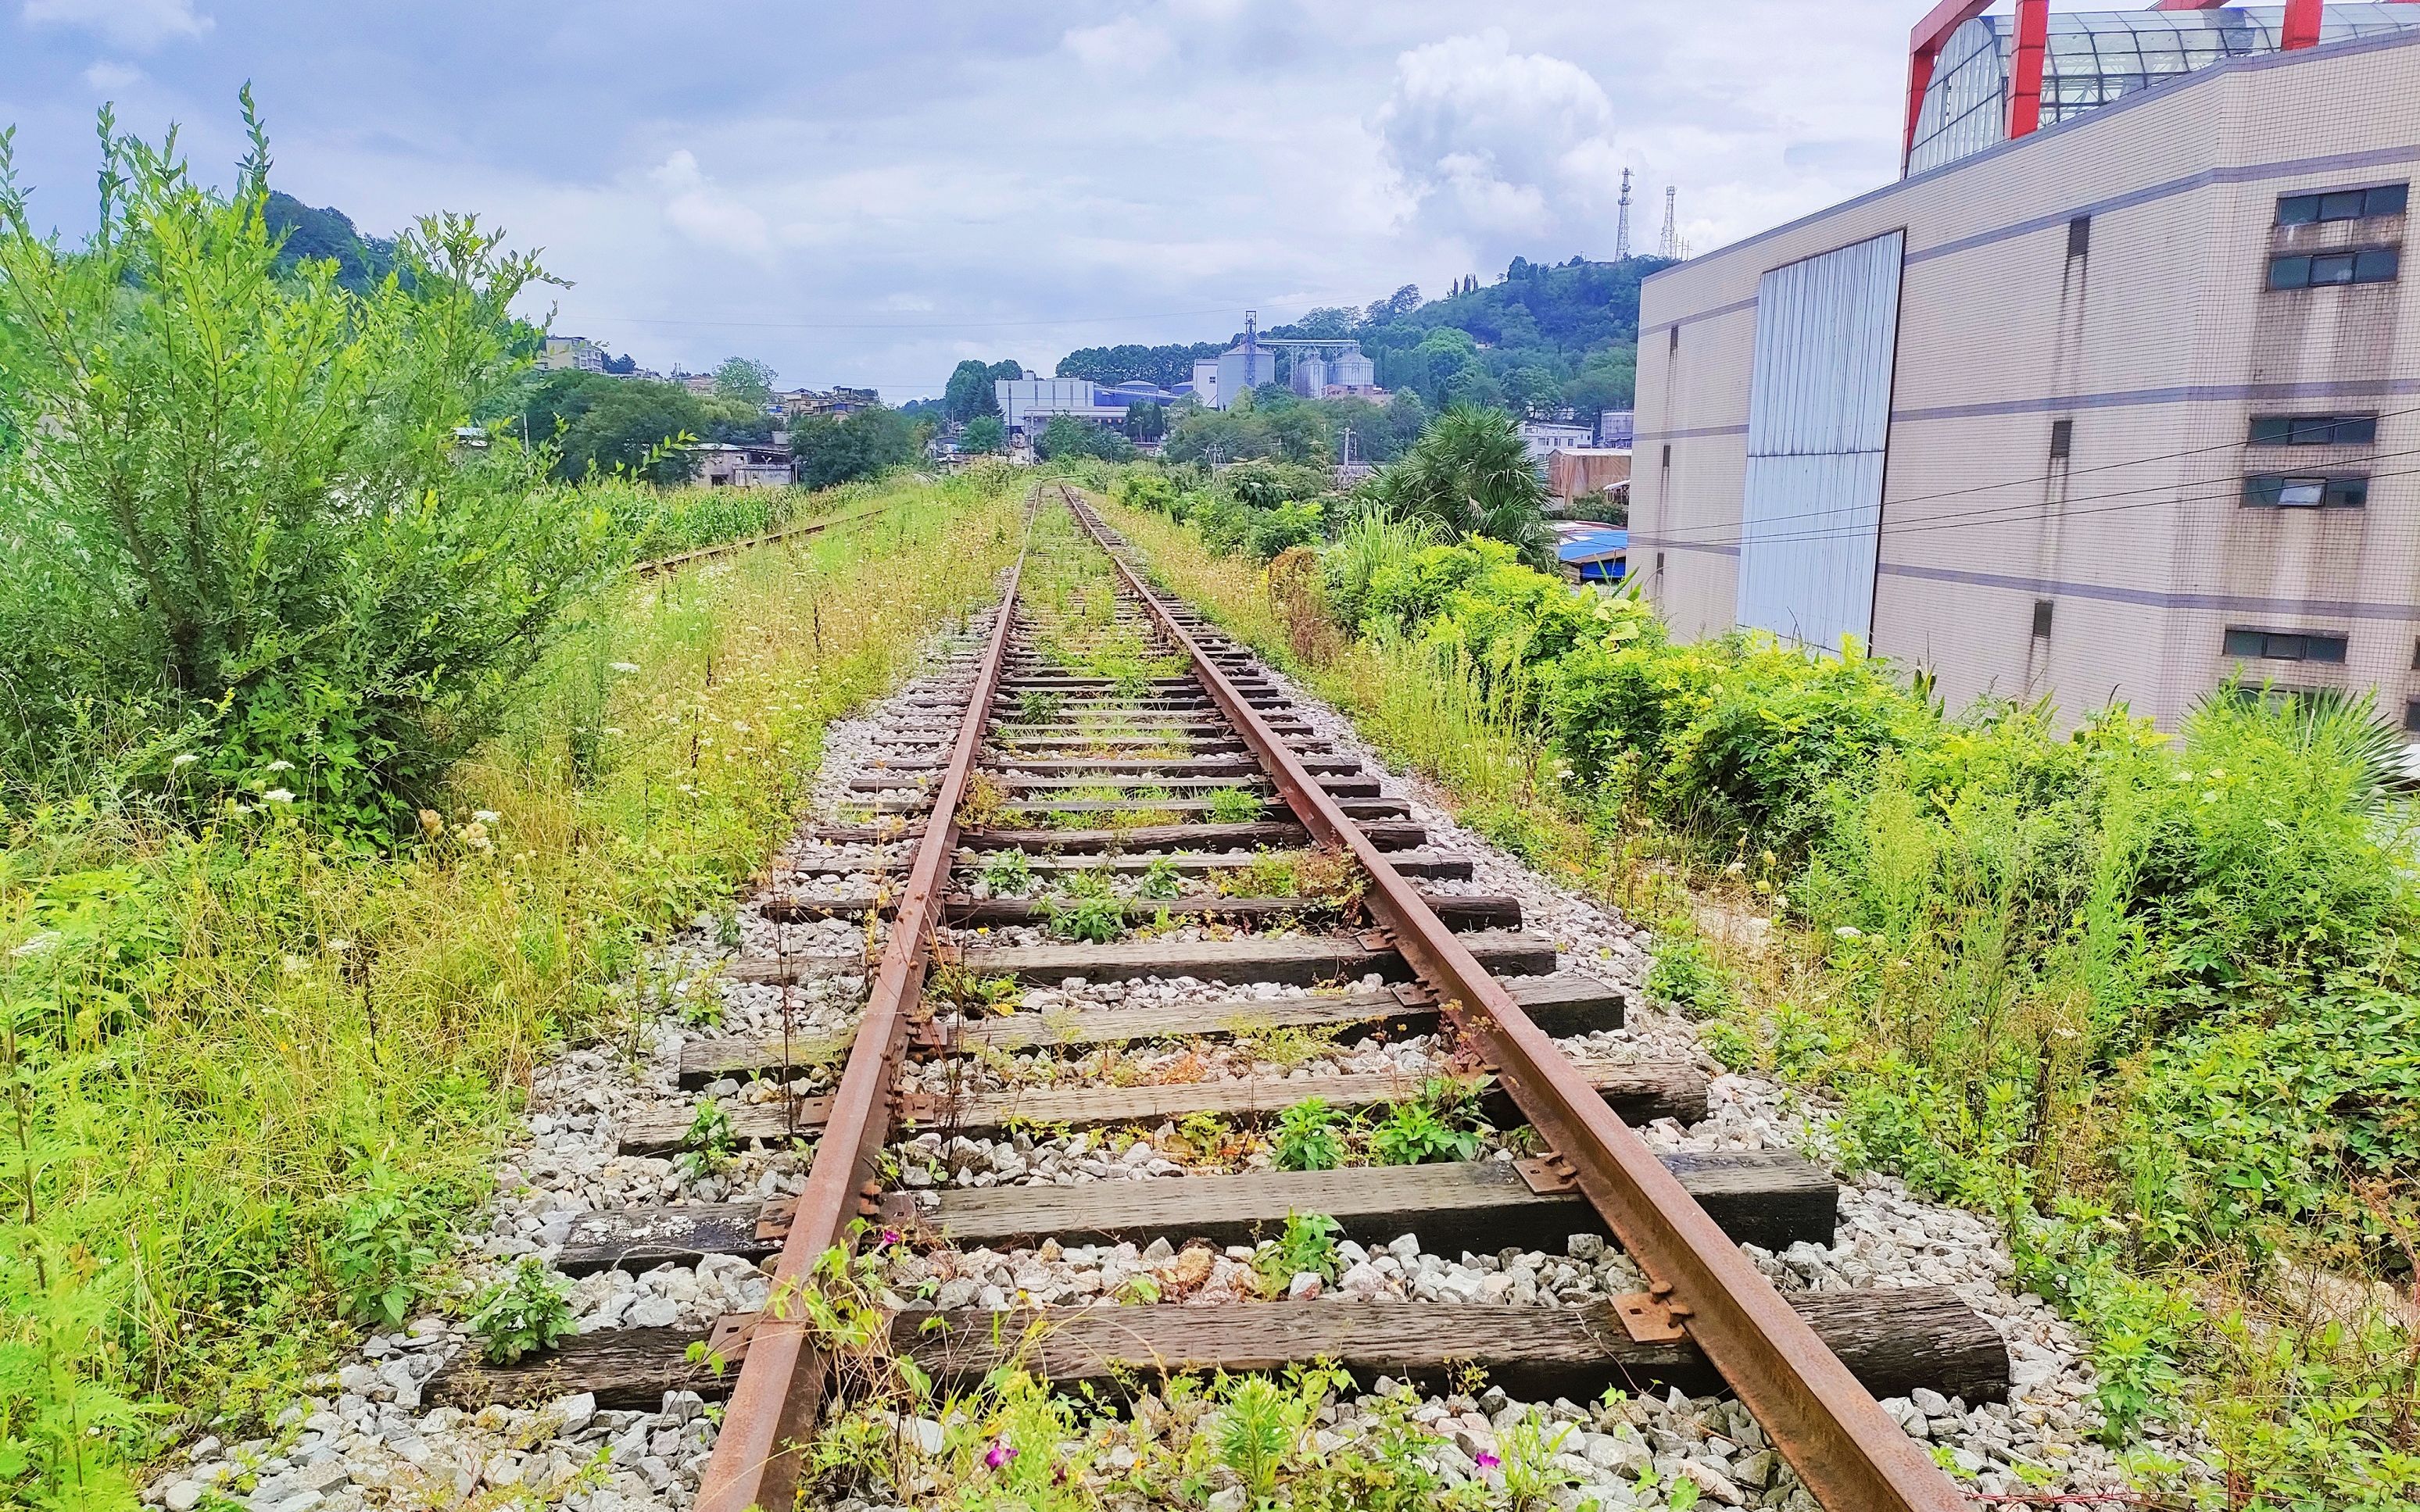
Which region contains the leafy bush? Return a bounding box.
[1368,1079,1485,1165]
[1272,1098,1348,1171]
[0,105,621,842]
[465,1260,575,1364]
[328,1161,453,1328]
[1252,1211,1342,1295]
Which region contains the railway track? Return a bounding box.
[424,484,2011,1510]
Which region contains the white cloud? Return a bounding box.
[23,0,210,49]
[647,149,771,261]
[1061,17,1172,73]
[1373,28,1631,261]
[81,59,145,90]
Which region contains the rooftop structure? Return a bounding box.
[1906,0,2420,176]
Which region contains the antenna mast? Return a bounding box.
[1615,169,1632,259]
[1658,187,1679,259]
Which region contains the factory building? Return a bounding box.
[1633,5,2420,741]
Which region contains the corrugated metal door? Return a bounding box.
[1735,231,1905,652]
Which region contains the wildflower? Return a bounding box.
[984,1441,1016,1470]
[461,822,493,853]
[610,661,641,674]
[282,955,306,974]
[419,809,445,838]
[328,939,353,955]
[473,810,501,825]
[1833,925,1863,940]
[11,931,60,959]
[1723,860,1745,875]
[266,759,296,772]
[263,788,295,804]
[1473,1448,1501,1469]
[171,752,199,768]
[879,1228,903,1246]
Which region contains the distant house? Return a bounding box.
[688,441,794,488]
[1518,420,1595,462]
[539,335,608,374]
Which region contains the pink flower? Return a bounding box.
[879,1228,903,1246]
[984,1441,1016,1470]
[1473,1449,1502,1470]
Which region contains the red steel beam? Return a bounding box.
[1062,490,1972,1512]
[2282,0,2325,47]
[1904,0,1994,166]
[2005,0,2050,138]
[693,506,1031,1512]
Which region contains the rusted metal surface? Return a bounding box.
[1061,488,1967,1512]
[691,513,1029,1512]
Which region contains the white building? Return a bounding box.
[1190,357,1220,409]
[539,335,608,374]
[1518,420,1596,461]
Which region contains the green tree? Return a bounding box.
[961,414,1007,452]
[1036,414,1133,462]
[264,190,396,294]
[0,98,622,835]
[712,356,776,406]
[1361,406,1553,568]
[793,406,917,488]
[1125,400,1166,442]
[943,359,1010,422]
[557,381,710,483]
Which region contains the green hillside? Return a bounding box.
[1056,254,1675,416]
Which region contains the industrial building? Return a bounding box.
[993,376,1180,436]
[1633,2,2420,738]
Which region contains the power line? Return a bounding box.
[561,298,1373,334]
[1644,401,2420,548]
[1649,444,2420,552]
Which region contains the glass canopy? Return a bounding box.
[1908,5,2420,176]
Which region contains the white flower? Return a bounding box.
[11,931,60,959]
[263,788,295,803]
[1834,925,1863,940]
[473,810,501,825]
[266,759,296,772]
[610,662,642,674]
[170,752,199,767]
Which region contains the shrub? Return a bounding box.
[465,1260,575,1364]
[0,103,621,842]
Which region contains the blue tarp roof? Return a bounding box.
[1554,527,1627,563]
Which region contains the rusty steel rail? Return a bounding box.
[693,504,1032,1512]
[1061,488,1967,1512]
[632,501,895,577]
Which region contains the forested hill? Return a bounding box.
[1056,341,1226,389]
[1054,253,1676,415]
[265,192,396,293]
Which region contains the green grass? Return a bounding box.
[0,474,1022,1500]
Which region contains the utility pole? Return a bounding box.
[1615,169,1632,260]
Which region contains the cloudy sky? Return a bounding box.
[4,0,1923,398]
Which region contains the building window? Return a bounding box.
[1668,325,1680,352]
[1661,444,1671,466]
[2066,215,2091,257]
[2032,599,2054,638]
[2407,699,2420,733]
[2268,248,2400,289]
[2049,419,2072,459]
[2223,627,2347,663]
[2242,474,2368,509]
[2276,183,2408,225]
[2250,413,2379,446]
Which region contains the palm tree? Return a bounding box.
[1361,405,1555,569]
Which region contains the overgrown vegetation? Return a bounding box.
[1096,476,2420,1510]
[0,114,1022,1497]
